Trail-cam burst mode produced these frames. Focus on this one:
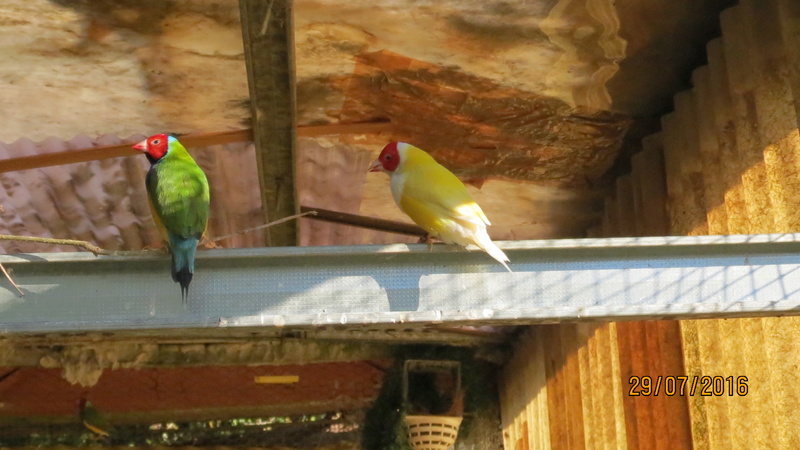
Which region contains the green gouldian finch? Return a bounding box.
[133,134,210,302]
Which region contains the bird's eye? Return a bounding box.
[152,139,160,145]
[385,154,392,160]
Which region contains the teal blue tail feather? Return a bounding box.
[169,235,199,304]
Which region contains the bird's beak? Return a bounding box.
[132,139,147,151]
[368,159,382,172]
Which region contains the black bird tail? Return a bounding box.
[171,253,193,305]
[169,236,199,305]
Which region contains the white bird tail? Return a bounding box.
[474,231,511,272]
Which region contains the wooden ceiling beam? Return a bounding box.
[0,121,392,174]
[239,0,299,246]
[0,129,249,174]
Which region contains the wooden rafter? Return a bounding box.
[239,0,298,246]
[0,121,392,174]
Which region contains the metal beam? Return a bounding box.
[239,0,299,246]
[3,234,800,334]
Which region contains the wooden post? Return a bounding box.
[691,66,728,235]
[500,328,551,450]
[614,175,636,237]
[603,196,619,237]
[633,135,669,236]
[660,113,690,235]
[239,0,299,246]
[672,90,709,235]
[778,0,800,124]
[720,6,775,233]
[739,0,800,233]
[541,325,586,449]
[705,38,749,234]
[621,138,693,449]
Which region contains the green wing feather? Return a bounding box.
[146,142,210,239]
[145,138,210,302]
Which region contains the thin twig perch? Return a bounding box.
[0,212,316,255]
[0,263,23,296]
[0,212,315,295]
[201,211,316,245]
[0,235,160,256]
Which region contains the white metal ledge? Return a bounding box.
[2,234,800,334]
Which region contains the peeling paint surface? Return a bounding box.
[0,0,734,244]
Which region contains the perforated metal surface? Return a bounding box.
[1,234,800,333]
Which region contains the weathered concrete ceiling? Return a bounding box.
[328,50,629,187]
[0,0,738,431]
[0,0,734,242]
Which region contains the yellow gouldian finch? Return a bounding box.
[369,142,511,271]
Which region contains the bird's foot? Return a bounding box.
[417,233,442,251]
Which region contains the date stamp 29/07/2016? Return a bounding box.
[628,376,749,397]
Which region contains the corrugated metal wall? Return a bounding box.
[499,1,800,448]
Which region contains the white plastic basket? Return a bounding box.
[404,414,463,450]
